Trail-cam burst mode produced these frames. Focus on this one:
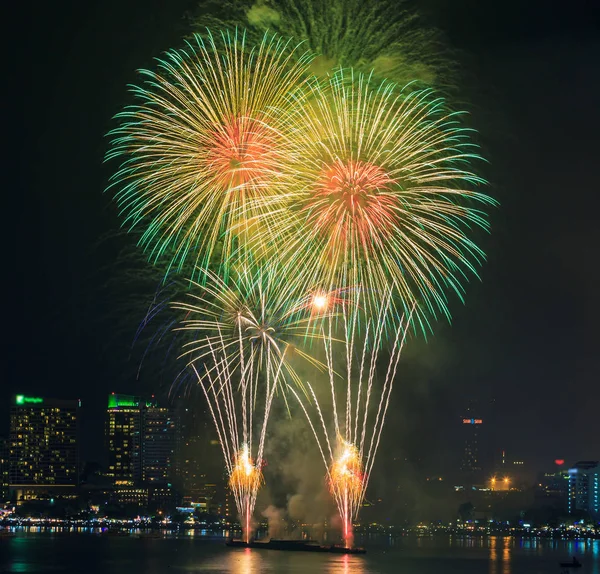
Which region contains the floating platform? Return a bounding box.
[226,538,366,554]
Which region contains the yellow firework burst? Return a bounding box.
[274,69,495,328]
[106,29,313,275]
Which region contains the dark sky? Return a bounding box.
[4,0,599,476]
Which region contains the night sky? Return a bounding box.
[4,0,599,475]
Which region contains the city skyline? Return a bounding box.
[0,392,591,489]
[1,392,598,525]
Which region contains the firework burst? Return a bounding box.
[275,69,495,329]
[172,263,333,394]
[329,438,364,547]
[189,0,456,87]
[106,30,313,275]
[229,444,264,542]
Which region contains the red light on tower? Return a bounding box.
[554,459,565,466]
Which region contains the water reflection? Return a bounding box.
[489,536,512,574]
[226,548,264,574]
[326,553,366,574]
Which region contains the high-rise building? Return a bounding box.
[142,406,176,484]
[174,403,227,514]
[0,437,9,502]
[568,461,599,518]
[106,394,144,485]
[175,406,205,501]
[106,394,176,487]
[460,405,483,476]
[9,395,80,501]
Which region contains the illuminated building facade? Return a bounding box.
[9,395,80,500]
[568,460,599,518]
[175,406,205,502]
[536,468,569,511]
[106,394,176,487]
[142,406,176,484]
[106,394,144,485]
[460,411,483,475]
[175,403,229,515]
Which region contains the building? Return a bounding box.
[535,468,569,511]
[106,394,144,485]
[106,394,176,487]
[568,461,599,518]
[113,485,149,507]
[0,437,9,502]
[9,395,80,501]
[142,406,176,484]
[174,403,229,515]
[460,405,483,477]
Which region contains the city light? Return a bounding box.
[107,394,140,409]
[15,395,44,405]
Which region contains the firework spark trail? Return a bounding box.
[174,265,336,541]
[106,29,313,277]
[291,291,413,547]
[172,265,332,397]
[191,328,283,543]
[189,0,456,88]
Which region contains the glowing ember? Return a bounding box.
[312,293,328,310]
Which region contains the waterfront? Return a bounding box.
[1,531,598,574]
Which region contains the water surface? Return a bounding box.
[1,531,598,573]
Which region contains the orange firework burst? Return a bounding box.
[229,444,264,496]
[330,439,364,498]
[229,445,264,543]
[329,438,364,547]
[207,116,278,191]
[308,159,397,251]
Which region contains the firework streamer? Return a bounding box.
[172,263,334,396]
[289,292,414,547]
[174,263,338,540]
[190,326,285,543]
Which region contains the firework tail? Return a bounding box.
[289,290,414,547]
[190,321,286,542]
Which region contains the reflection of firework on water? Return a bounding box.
[289,292,413,547]
[106,30,312,275]
[279,70,495,329]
